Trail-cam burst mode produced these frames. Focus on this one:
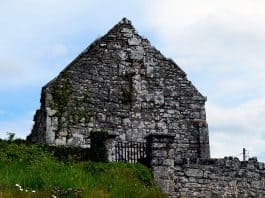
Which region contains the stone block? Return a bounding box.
[128,36,141,45]
[184,168,203,178]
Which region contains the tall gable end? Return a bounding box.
[27,18,209,160]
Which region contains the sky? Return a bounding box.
[0,0,265,161]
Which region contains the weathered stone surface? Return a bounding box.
[146,133,176,195]
[27,18,209,161]
[128,36,141,45]
[184,169,203,177]
[174,157,265,197]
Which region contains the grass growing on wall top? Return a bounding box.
[0,140,166,198]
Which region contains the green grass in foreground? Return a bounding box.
[0,141,166,198]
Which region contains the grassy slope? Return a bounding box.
[0,141,166,198]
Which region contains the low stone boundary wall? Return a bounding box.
[104,133,265,197]
[173,157,265,197]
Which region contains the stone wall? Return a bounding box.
[103,133,265,198]
[27,18,209,160]
[173,157,265,197]
[146,133,175,195]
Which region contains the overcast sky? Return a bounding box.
[0,0,265,161]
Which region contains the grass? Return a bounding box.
[0,140,166,198]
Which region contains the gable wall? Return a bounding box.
[28,19,209,160]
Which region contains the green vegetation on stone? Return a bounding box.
[51,72,73,138]
[51,72,94,140]
[122,72,135,105]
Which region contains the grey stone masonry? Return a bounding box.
[145,133,175,196]
[174,157,265,198]
[105,134,119,162]
[27,17,209,161]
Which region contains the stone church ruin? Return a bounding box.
[27,18,265,197]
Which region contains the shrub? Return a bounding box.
[41,145,91,162]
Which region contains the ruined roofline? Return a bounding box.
[42,17,206,101]
[43,18,137,89]
[29,17,211,165]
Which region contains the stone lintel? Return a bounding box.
[145,133,175,140]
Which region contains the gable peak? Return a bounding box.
[119,17,132,25]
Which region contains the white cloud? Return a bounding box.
[207,98,265,160]
[0,1,98,88]
[207,98,265,132]
[0,0,148,88]
[210,131,265,161]
[145,0,265,39]
[0,59,59,88]
[144,0,265,72]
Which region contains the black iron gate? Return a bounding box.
[115,141,149,165]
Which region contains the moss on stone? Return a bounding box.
[122,72,134,105]
[51,72,94,140]
[51,72,72,138]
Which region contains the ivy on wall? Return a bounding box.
[51,73,72,138]
[51,72,94,140]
